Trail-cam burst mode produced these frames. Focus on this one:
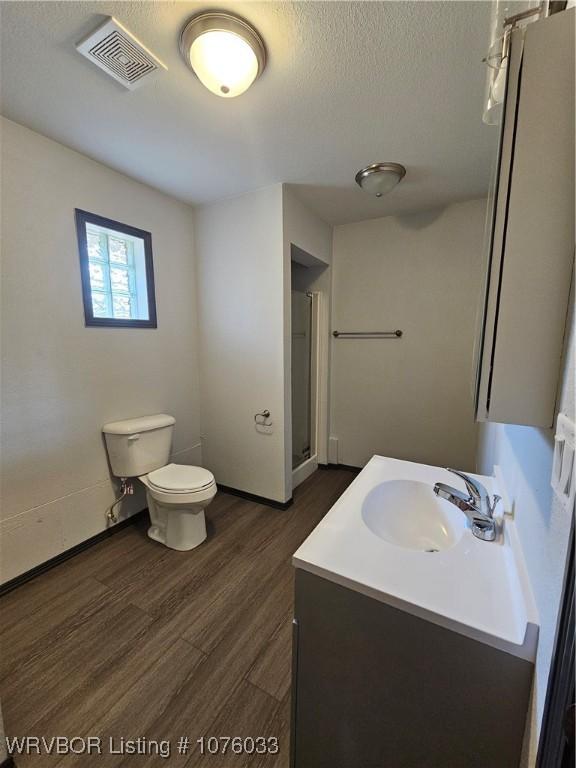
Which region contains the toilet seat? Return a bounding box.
[147,463,215,494]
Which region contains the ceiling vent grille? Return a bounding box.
[76,17,167,90]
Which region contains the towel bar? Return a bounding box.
[332,330,403,339]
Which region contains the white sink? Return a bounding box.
[293,455,539,661]
[361,479,465,551]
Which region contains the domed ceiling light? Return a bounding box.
[179,11,266,98]
[355,163,406,198]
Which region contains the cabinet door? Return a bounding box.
[291,570,533,768]
[476,10,575,427]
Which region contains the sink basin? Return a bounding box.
[361,479,466,551]
[293,455,538,657]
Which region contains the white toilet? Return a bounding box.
[102,414,216,551]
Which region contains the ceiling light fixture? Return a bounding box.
[179,11,266,98]
[355,163,406,198]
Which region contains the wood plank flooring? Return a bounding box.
[0,468,355,767]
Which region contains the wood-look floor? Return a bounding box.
[0,468,355,767]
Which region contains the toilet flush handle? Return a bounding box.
[127,433,140,442]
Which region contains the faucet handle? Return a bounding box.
[446,468,483,507]
[487,494,501,518]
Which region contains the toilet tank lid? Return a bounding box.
[102,414,175,435]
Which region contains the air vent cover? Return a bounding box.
[76,17,167,90]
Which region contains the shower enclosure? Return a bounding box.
[291,291,313,470]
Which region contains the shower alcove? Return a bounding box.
[290,246,329,489]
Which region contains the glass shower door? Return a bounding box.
[292,291,312,470]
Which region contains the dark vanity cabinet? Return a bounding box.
[290,570,534,768]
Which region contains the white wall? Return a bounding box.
[194,184,331,503]
[330,199,486,470]
[0,118,201,583]
[282,185,332,267]
[478,297,575,766]
[194,185,287,502]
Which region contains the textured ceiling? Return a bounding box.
[0,1,497,224]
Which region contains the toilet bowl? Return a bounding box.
[102,414,217,553]
[139,463,217,551]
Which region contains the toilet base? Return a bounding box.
[146,494,208,551]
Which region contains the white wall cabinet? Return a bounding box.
[476,10,575,428]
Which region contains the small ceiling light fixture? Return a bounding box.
[355,163,406,198]
[179,11,266,98]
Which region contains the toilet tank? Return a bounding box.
[102,414,175,478]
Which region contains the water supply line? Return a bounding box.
[106,478,134,523]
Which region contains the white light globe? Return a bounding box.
[355,163,406,198]
[360,171,402,198]
[180,13,266,99]
[189,30,259,98]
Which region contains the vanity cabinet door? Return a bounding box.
[476,10,574,427]
[290,570,533,768]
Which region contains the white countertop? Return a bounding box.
[293,456,538,660]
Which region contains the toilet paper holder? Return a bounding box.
[254,409,272,426]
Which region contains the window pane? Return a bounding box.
[109,237,129,264]
[92,292,110,318]
[87,231,104,260]
[110,266,131,294]
[112,293,132,319]
[88,261,107,292]
[77,211,155,326]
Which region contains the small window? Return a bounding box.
[75,209,157,328]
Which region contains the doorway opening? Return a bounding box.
[290,247,329,489]
[292,289,314,470]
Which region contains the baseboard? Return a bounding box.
[318,462,362,473]
[217,484,293,510]
[0,510,146,597]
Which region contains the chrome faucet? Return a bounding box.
[433,469,501,542]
